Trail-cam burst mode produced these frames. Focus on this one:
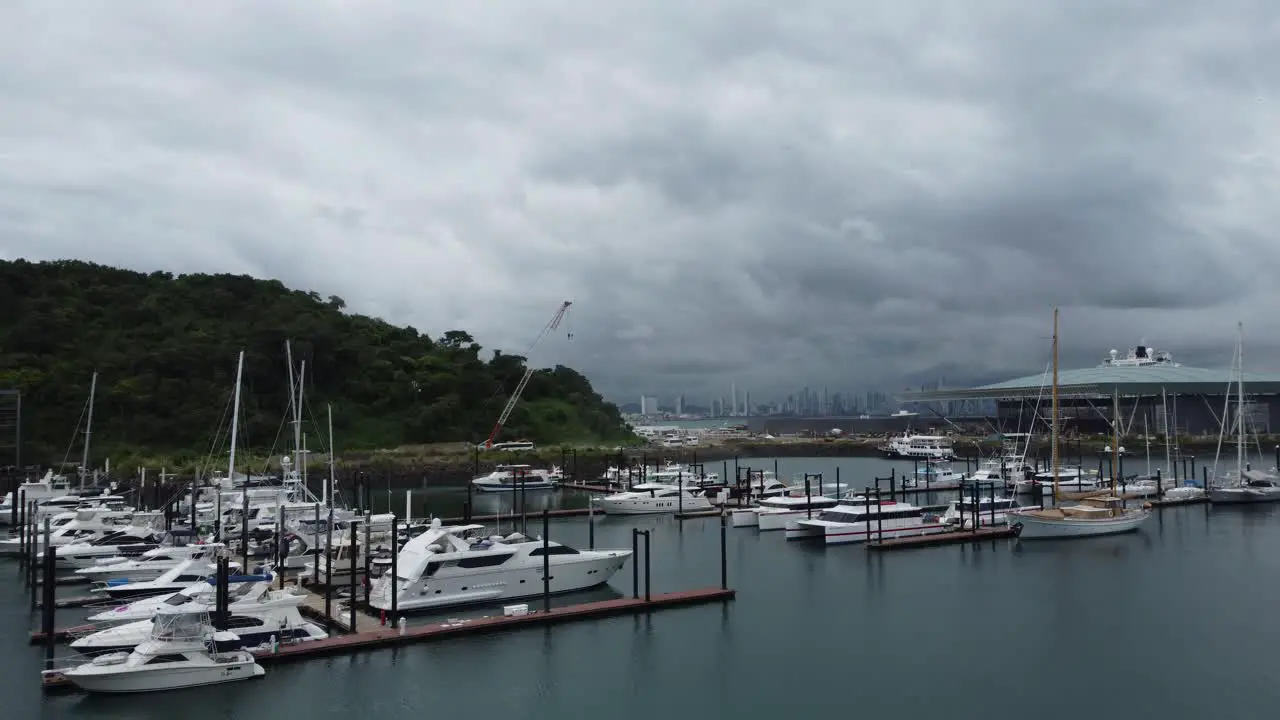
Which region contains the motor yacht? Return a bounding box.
[592,483,718,514]
[0,508,135,556]
[471,464,561,492]
[77,541,225,581]
[786,500,949,545]
[91,559,234,601]
[48,525,165,569]
[87,574,275,624]
[60,605,264,693]
[71,591,326,655]
[940,496,1037,529]
[730,492,850,530]
[369,518,631,612]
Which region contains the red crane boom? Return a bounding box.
[484,300,573,448]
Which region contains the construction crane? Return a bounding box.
[483,300,573,448]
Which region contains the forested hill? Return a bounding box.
[0,259,631,464]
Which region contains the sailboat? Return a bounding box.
[1208,323,1280,504]
[1008,308,1151,539]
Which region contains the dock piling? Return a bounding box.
[390,513,398,621]
[348,517,358,633]
[41,517,54,669]
[643,529,651,604]
[324,508,333,626]
[542,510,551,613]
[719,510,727,590]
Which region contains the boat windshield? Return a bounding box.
[151,611,207,641]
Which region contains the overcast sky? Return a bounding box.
[4,2,1280,405]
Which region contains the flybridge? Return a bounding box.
[1100,345,1180,368]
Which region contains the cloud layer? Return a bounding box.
[4,1,1280,403]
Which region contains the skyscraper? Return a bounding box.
[730,383,737,416]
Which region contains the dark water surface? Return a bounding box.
[4,456,1279,719]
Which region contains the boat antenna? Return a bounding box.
[1051,307,1060,502]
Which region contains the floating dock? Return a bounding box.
[35,595,108,610]
[28,624,96,645]
[867,526,1015,550]
[559,482,613,492]
[675,510,723,520]
[40,587,735,693]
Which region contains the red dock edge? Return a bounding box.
[866,526,1014,550]
[41,588,736,692]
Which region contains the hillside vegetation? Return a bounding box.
[0,259,631,466]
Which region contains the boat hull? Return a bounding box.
[1009,510,1149,539]
[729,509,758,527]
[62,657,264,693]
[593,497,711,515]
[785,520,949,545]
[472,480,557,493]
[1207,488,1280,504]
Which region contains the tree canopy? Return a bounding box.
[0,259,631,465]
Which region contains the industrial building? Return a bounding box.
[903,344,1280,438]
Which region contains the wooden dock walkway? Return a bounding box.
[40,588,736,692]
[867,527,1015,550]
[1150,495,1209,507]
[439,507,594,524]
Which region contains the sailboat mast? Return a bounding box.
[298,360,307,488]
[326,403,335,510]
[81,371,97,489]
[1051,308,1060,500]
[1236,321,1244,475]
[286,341,300,475]
[1111,387,1120,491]
[1162,387,1171,475]
[227,351,245,485]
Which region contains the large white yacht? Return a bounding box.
[369,519,631,613]
[881,433,954,460]
[0,471,73,523]
[785,500,948,545]
[60,606,264,693]
[48,524,165,569]
[471,464,561,492]
[592,483,719,514]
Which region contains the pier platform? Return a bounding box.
[40,588,736,692]
[867,527,1015,550]
[28,624,96,645]
[559,482,613,492]
[675,510,723,520]
[35,595,107,610]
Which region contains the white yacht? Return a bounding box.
[48,524,165,569]
[904,462,967,490]
[592,483,718,514]
[940,496,1037,529]
[60,606,264,693]
[0,471,73,523]
[786,500,948,545]
[369,519,631,612]
[77,542,226,580]
[733,493,852,531]
[1209,468,1280,504]
[881,433,954,460]
[71,591,326,655]
[471,464,560,492]
[0,508,135,556]
[91,559,232,601]
[1017,467,1098,496]
[300,514,398,585]
[87,573,275,624]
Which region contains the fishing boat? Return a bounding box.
[60,605,264,693]
[1007,309,1151,540]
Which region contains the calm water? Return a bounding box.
[4,455,1279,719]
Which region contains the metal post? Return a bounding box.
[348,519,358,632]
[28,501,37,607]
[41,517,54,668]
[588,493,596,550]
[311,503,321,586]
[363,512,372,605]
[805,476,813,519]
[631,529,639,599]
[836,467,841,498]
[390,512,399,621]
[324,508,334,624]
[719,509,728,590]
[643,530,651,604]
[542,510,551,613]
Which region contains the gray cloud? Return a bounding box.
[4,1,1280,406]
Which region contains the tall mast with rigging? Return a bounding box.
[1051,307,1060,502]
[1236,321,1245,476]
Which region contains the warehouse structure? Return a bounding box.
[901,345,1280,438]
